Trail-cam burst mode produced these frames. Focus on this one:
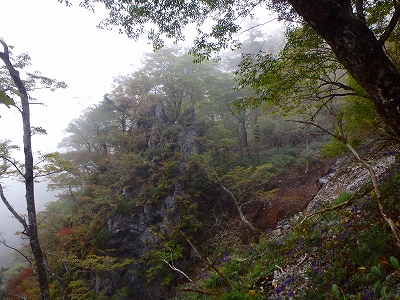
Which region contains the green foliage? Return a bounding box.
[334,192,352,205]
[321,138,349,158]
[321,83,388,158]
[340,92,384,138]
[176,194,202,233]
[66,254,136,273]
[331,283,340,299]
[255,147,301,171]
[67,280,94,300]
[222,164,274,190]
[332,257,400,300]
[0,90,15,107]
[141,235,185,283]
[0,139,20,177]
[390,256,399,270]
[235,24,344,116]
[221,291,250,300]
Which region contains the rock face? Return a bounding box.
[96,107,201,299]
[305,150,397,214]
[101,191,180,299]
[268,147,398,238]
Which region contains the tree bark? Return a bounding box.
[287,0,400,135]
[0,40,50,299]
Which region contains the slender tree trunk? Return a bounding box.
[288,0,400,135]
[22,92,50,300]
[0,40,50,299]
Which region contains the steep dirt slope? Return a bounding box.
[245,159,332,231]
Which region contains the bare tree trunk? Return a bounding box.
[218,180,256,232]
[0,40,50,299]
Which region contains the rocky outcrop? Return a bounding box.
[95,108,201,299]
[100,187,180,299]
[268,148,398,237]
[305,150,397,214]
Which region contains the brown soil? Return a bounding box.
[244,159,332,231]
[198,158,333,246]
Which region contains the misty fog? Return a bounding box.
[0,178,56,269]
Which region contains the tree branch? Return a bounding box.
[0,184,28,231]
[217,179,256,231]
[0,38,51,298]
[180,230,231,288]
[355,0,366,24]
[0,155,25,178]
[318,79,353,91]
[164,259,194,283]
[346,143,400,248]
[0,235,34,267]
[288,119,346,143]
[0,40,28,97]
[292,118,400,249]
[44,259,67,300]
[379,0,400,45]
[300,196,353,225]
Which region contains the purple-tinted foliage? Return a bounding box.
[219,252,230,263]
[287,239,304,256]
[312,200,319,211]
[351,204,359,213]
[276,277,293,294]
[338,231,347,241]
[311,258,322,274]
[362,288,374,300]
[196,272,209,279]
[310,221,322,231]
[378,169,393,185]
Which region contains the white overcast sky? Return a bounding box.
[1,0,154,154]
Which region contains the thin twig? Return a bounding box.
[346,143,400,248]
[0,235,34,267]
[0,156,25,178]
[292,118,400,249]
[217,179,256,232]
[180,230,231,288]
[300,196,353,225]
[163,260,193,282]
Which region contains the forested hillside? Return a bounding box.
[1,0,400,298]
[3,38,400,298]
